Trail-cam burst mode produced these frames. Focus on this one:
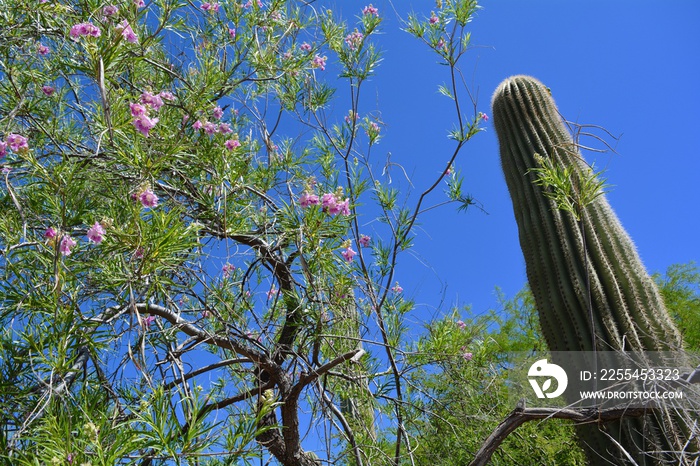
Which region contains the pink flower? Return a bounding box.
[299,192,319,208]
[134,0,145,7]
[321,193,336,211]
[212,106,224,120]
[143,315,156,327]
[362,4,378,16]
[456,320,466,329]
[225,139,241,151]
[201,1,219,12]
[429,12,439,24]
[336,198,350,216]
[391,282,403,293]
[44,227,57,239]
[437,38,445,49]
[266,285,278,300]
[134,247,144,259]
[462,352,473,361]
[228,28,236,39]
[130,103,147,117]
[359,234,370,247]
[368,121,380,134]
[322,193,350,216]
[344,110,358,124]
[69,22,101,41]
[140,92,164,110]
[345,30,364,51]
[41,86,55,96]
[300,42,311,52]
[117,20,138,44]
[312,55,326,71]
[193,120,203,130]
[37,44,50,56]
[138,189,159,208]
[341,246,356,262]
[59,235,76,256]
[103,5,119,17]
[203,121,217,135]
[159,91,175,101]
[6,134,28,152]
[217,123,232,134]
[479,112,489,121]
[222,263,236,277]
[0,141,6,158]
[87,222,106,243]
[132,114,159,137]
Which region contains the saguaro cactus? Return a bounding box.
[491,75,694,464]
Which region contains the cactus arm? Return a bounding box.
[491,75,693,464]
[491,75,682,353]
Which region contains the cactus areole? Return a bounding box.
[491,75,694,465]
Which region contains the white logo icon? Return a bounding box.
[528,359,568,398]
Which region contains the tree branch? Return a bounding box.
[469,402,651,466]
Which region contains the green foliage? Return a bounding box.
[406,288,586,465]
[656,262,700,350]
[0,0,488,465]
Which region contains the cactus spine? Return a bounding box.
[491,75,694,464]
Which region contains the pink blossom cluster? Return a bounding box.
[137,188,159,208]
[345,30,364,51]
[222,263,236,277]
[312,55,326,71]
[0,133,29,157]
[341,246,356,262]
[344,110,358,125]
[300,42,312,52]
[116,20,138,43]
[362,4,378,16]
[201,2,220,12]
[359,234,370,247]
[87,222,106,243]
[69,22,101,41]
[429,12,439,25]
[366,121,380,138]
[225,139,241,151]
[37,43,50,56]
[266,284,278,300]
[391,282,403,293]
[460,346,473,361]
[103,5,119,17]
[44,221,106,256]
[130,91,174,137]
[299,191,350,217]
[192,105,234,141]
[142,315,157,327]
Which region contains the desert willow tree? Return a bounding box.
[492,75,698,465]
[0,0,486,464]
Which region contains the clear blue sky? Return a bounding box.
[332,0,700,322]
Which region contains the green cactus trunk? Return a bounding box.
[491,75,695,465]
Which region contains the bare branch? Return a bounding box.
[469,402,651,466]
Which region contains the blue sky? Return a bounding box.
[336,0,700,322]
